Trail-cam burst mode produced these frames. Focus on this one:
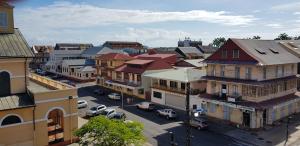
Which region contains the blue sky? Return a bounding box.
[13,0,300,47]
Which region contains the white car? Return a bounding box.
[86,104,107,117]
[77,100,88,109]
[190,118,208,130]
[136,102,155,111]
[157,109,177,119]
[108,93,121,100]
[101,108,116,118]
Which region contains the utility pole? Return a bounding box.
[186,82,191,146]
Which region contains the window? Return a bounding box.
[232,49,239,58]
[263,67,267,79]
[245,67,252,79]
[220,65,225,77]
[211,65,216,76]
[0,71,10,96]
[159,80,167,87]
[1,115,22,126]
[232,85,238,96]
[221,50,228,59]
[86,73,88,78]
[209,103,216,113]
[170,81,178,88]
[211,81,216,94]
[235,66,240,79]
[181,83,186,90]
[153,91,162,99]
[0,12,8,28]
[138,88,144,94]
[282,66,285,77]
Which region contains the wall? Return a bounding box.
[0,5,14,34]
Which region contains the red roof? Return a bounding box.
[135,53,176,59]
[115,59,173,74]
[98,53,133,60]
[125,59,154,65]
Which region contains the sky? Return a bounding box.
[12,0,300,47]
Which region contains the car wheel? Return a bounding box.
[166,116,170,120]
[198,126,202,130]
[136,105,139,109]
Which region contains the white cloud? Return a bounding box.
[265,23,283,29]
[294,12,300,15]
[271,2,300,11]
[15,1,256,29]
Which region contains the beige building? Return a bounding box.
[202,39,300,129]
[145,68,206,110]
[0,4,78,146]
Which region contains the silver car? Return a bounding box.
[86,104,107,117]
[101,108,116,118]
[108,93,121,100]
[157,109,177,119]
[77,100,88,109]
[190,118,208,130]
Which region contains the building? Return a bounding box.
[100,54,176,99]
[61,59,96,82]
[175,59,206,69]
[0,3,77,145]
[197,45,219,58]
[176,47,204,59]
[81,46,126,59]
[102,41,147,55]
[45,43,95,81]
[148,47,184,60]
[96,53,133,85]
[135,53,177,65]
[178,37,203,47]
[30,45,54,70]
[201,38,300,129]
[145,68,206,110]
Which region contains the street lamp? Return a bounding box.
[185,82,191,146]
[284,116,292,146]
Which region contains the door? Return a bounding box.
[263,110,267,126]
[165,93,185,110]
[221,84,227,99]
[243,112,251,127]
[0,71,10,96]
[223,106,230,120]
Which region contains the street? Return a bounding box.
[77,84,251,146]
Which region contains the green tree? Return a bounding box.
[294,36,300,40]
[74,116,146,146]
[252,36,261,39]
[212,37,226,48]
[274,33,292,40]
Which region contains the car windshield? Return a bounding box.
[149,104,155,107]
[78,101,83,104]
[171,111,176,114]
[90,107,97,110]
[101,111,109,115]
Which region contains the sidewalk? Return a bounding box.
[208,113,300,146]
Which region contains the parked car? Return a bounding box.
[108,112,126,120]
[108,93,121,100]
[136,102,155,111]
[94,89,105,95]
[77,100,88,109]
[86,104,107,117]
[36,69,46,76]
[157,109,177,119]
[101,108,116,118]
[190,118,208,130]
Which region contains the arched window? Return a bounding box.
[0,71,10,96]
[1,115,22,126]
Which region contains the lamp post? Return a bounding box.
[186,82,191,146]
[285,116,292,146]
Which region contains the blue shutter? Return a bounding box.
[0,12,7,27]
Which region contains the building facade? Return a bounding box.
[201,38,300,129]
[30,45,54,70]
[0,4,78,145]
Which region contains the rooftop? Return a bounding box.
[98,53,133,60]
[0,94,34,111]
[0,28,34,58]
[125,59,154,65]
[136,53,176,59]
[144,68,206,82]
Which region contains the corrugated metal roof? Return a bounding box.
[183,59,206,67]
[126,59,154,65]
[144,68,206,82]
[0,94,34,111]
[62,59,95,66]
[231,39,300,65]
[81,46,126,57]
[0,28,34,58]
[177,47,203,55]
[79,66,95,72]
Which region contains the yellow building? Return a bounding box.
[202,39,300,129]
[0,3,78,146]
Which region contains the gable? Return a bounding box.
[205,39,258,64]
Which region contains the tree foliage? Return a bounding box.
[252,36,261,39]
[74,116,146,146]
[274,33,292,40]
[212,37,226,48]
[295,36,300,40]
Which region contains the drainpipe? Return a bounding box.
[68,96,73,144]
[25,58,28,91]
[33,106,36,146]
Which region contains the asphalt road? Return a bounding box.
[77,85,251,146]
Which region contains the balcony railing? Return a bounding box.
[152,83,186,94]
[112,78,142,87]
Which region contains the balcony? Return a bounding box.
[152,83,185,94]
[29,73,73,90]
[110,78,141,87]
